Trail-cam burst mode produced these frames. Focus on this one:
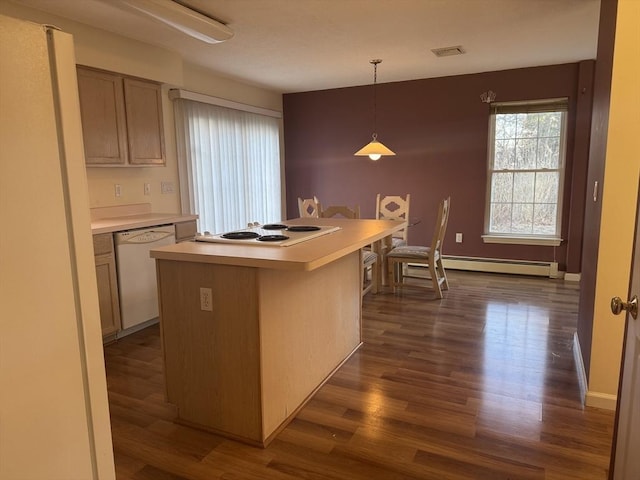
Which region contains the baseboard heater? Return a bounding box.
[421,255,560,278]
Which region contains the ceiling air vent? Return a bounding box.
[431,45,465,57]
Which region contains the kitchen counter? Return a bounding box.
[151,217,405,446]
[91,212,198,234]
[89,203,197,234]
[151,217,403,270]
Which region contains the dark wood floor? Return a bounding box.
[104,270,614,480]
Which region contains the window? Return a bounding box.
[173,94,282,234]
[483,99,567,246]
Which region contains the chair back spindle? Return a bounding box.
[319,205,360,219]
[376,194,410,246]
[298,196,321,218]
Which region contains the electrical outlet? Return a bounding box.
[114,184,122,197]
[161,181,174,194]
[455,233,463,243]
[144,183,151,195]
[200,287,213,312]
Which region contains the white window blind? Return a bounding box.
[173,97,282,234]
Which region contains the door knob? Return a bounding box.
[611,295,638,319]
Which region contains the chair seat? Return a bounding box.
[391,237,406,248]
[362,249,378,266]
[387,245,439,261]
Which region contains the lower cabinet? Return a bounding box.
[93,220,195,341]
[93,233,121,341]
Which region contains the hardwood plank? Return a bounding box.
[104,270,614,479]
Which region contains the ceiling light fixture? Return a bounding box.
[354,59,395,161]
[118,0,233,44]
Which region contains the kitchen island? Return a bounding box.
[150,217,405,446]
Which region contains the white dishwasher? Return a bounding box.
[114,225,175,334]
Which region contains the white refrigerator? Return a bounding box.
[0,14,115,479]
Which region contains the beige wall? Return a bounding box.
[0,1,283,215]
[588,0,640,408]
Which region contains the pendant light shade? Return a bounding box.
[355,59,395,161]
[354,133,395,161]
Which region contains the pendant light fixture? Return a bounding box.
[354,59,395,161]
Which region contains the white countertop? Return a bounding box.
[91,213,198,235]
[90,203,197,234]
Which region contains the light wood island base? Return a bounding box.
[157,251,361,446]
[152,218,406,446]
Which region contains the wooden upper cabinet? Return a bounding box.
[77,66,165,166]
[123,78,166,165]
[77,68,128,165]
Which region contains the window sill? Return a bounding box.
[482,235,563,247]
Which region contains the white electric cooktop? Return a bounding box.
[195,223,340,247]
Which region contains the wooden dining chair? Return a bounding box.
[298,196,321,218]
[319,204,360,219]
[386,197,450,299]
[320,204,378,296]
[376,194,411,248]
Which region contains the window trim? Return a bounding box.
[483,98,568,244]
[169,88,282,118]
[481,234,563,247]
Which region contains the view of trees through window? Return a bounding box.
[487,108,565,237]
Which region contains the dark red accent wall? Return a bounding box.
[283,63,594,272]
[578,0,617,381]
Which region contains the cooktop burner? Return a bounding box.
[194,224,340,247]
[262,224,288,230]
[221,231,261,239]
[286,225,321,232]
[257,234,289,242]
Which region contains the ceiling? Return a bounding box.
[12,0,601,93]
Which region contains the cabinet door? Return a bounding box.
[95,254,121,337]
[93,234,121,338]
[77,68,128,165]
[124,78,166,165]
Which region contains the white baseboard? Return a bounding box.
[564,272,582,282]
[573,333,617,410]
[441,255,560,278]
[573,333,588,406]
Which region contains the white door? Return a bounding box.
[610,182,640,479]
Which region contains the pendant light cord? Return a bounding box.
[354,58,395,158]
[371,59,381,141]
